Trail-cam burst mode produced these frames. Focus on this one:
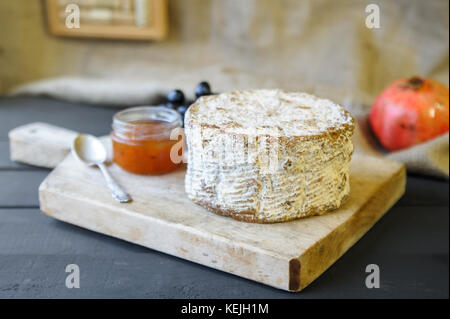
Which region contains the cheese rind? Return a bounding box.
[185,89,355,223]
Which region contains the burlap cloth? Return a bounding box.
[8,0,449,178]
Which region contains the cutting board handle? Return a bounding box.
[8,122,79,168]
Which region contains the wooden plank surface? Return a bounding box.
[1,205,447,298]
[40,152,406,291]
[0,97,118,138]
[0,170,50,207]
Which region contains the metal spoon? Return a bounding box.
[72,134,132,203]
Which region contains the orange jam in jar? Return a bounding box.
[111,106,183,174]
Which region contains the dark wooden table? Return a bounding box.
[0,97,448,298]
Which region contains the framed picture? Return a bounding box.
[45,0,168,40]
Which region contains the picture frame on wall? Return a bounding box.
[45,0,168,40]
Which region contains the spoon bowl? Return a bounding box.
[73,134,107,166]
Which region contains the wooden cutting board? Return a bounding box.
[39,152,406,292]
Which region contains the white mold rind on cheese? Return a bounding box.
[184,89,355,223]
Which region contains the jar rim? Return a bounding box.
[113,106,182,127]
[112,106,182,140]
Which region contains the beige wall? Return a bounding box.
[0,0,448,96]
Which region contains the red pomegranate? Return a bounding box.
[369,76,449,151]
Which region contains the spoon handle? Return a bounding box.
[98,163,132,203]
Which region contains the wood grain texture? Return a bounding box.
[39,152,406,291]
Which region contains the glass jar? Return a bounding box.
[111,106,183,174]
